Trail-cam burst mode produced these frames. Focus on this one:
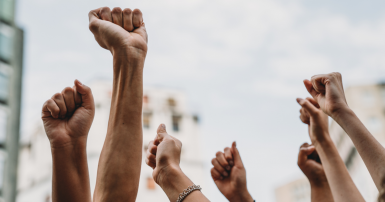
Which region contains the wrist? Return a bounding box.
[330,105,352,121]
[111,46,147,60]
[50,136,87,153]
[229,190,253,202]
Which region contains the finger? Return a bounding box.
[99,7,112,22]
[132,9,143,28]
[306,97,320,108]
[297,143,315,167]
[211,158,228,177]
[296,98,318,116]
[224,147,234,166]
[299,108,309,124]
[231,141,244,167]
[211,168,223,180]
[61,87,76,116]
[51,93,67,119]
[148,142,157,155]
[73,84,82,107]
[123,8,134,31]
[216,151,231,171]
[310,75,328,94]
[74,80,95,111]
[111,7,123,27]
[42,99,60,119]
[88,8,102,33]
[303,79,318,98]
[155,124,168,145]
[145,154,156,169]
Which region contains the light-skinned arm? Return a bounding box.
[210,142,253,202]
[304,72,385,190]
[41,80,94,202]
[297,97,364,202]
[145,124,210,202]
[88,7,148,202]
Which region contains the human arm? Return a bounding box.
[41,80,94,202]
[209,142,253,202]
[145,124,210,202]
[297,143,334,202]
[88,7,148,202]
[297,97,364,202]
[305,72,385,190]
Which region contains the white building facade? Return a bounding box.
[17,79,206,202]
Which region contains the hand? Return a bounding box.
[41,80,95,148]
[297,97,329,145]
[88,7,147,55]
[146,124,182,186]
[210,142,253,202]
[298,143,328,186]
[304,72,349,118]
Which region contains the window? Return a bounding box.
[0,24,13,62]
[143,112,151,129]
[0,109,6,146]
[168,98,176,107]
[0,151,5,190]
[345,147,357,170]
[0,0,14,23]
[146,177,156,190]
[0,70,8,103]
[172,115,182,132]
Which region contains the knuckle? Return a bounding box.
[133,8,142,14]
[101,6,110,12]
[62,87,73,94]
[215,151,222,157]
[123,8,132,14]
[52,93,62,100]
[112,7,122,13]
[211,158,216,164]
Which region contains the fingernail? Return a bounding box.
[222,172,228,177]
[229,161,234,166]
[161,124,166,129]
[296,98,303,103]
[226,166,231,170]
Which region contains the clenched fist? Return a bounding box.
[42,80,95,148]
[88,7,148,55]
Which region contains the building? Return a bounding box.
[275,83,385,202]
[0,0,24,201]
[17,80,206,202]
[275,177,310,202]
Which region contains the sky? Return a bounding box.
[15,0,385,201]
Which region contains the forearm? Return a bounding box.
[159,166,210,202]
[310,183,334,202]
[94,50,144,201]
[333,108,385,190]
[51,139,91,202]
[315,137,364,202]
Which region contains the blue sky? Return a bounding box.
[16,0,385,201]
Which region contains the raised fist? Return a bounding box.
[210,142,253,202]
[297,143,328,186]
[41,80,95,148]
[297,97,329,144]
[145,124,182,185]
[88,7,147,55]
[304,72,348,118]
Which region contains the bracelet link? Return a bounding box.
[176,184,202,202]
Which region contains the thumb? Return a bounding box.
[88,8,102,33]
[303,79,318,98]
[298,144,315,167]
[74,79,95,111]
[231,141,244,168]
[296,98,318,116]
[155,124,168,145]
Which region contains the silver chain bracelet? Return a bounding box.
[176,184,202,202]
